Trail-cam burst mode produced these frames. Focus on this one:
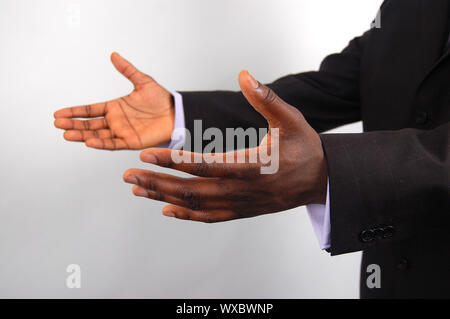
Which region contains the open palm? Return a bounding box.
[54,52,174,150]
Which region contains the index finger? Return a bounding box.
[54,102,107,118]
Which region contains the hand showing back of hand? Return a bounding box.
[54,52,174,150]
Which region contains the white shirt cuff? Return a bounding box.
[306,180,331,250]
[157,91,186,149]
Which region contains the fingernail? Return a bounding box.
[124,175,138,184]
[163,211,175,218]
[247,71,259,89]
[142,153,157,164]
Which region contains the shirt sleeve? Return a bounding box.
[306,181,331,250]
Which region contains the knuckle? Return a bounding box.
[147,190,163,202]
[136,175,151,189]
[203,217,214,224]
[159,153,171,168]
[217,179,234,197]
[123,64,136,77]
[177,186,191,200]
[188,199,202,211]
[85,104,92,117]
[178,187,201,210]
[192,163,208,176]
[200,212,215,224]
[263,87,277,105]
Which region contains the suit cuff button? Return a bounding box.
[396,258,409,271]
[382,225,396,239]
[373,228,385,240]
[360,229,375,243]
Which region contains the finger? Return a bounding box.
[132,184,229,211]
[85,138,129,150]
[162,205,239,223]
[54,118,108,130]
[132,185,190,207]
[238,70,304,130]
[140,148,261,178]
[63,129,113,141]
[110,52,154,88]
[123,169,227,210]
[54,102,107,119]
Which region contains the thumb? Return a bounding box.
[238,70,303,130]
[110,52,153,89]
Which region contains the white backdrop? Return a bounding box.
[0,0,381,298]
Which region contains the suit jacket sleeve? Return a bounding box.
[180,29,372,149]
[178,2,450,256]
[321,123,450,255]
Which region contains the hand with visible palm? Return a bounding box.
[54,52,174,150]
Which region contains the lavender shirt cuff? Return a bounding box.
[157,91,186,149]
[306,181,331,250]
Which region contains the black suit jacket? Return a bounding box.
[180,0,450,298]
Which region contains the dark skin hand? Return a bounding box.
[123,70,328,223]
[54,52,174,150]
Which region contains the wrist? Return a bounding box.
[310,158,328,205]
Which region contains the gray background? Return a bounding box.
[0,0,381,298]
